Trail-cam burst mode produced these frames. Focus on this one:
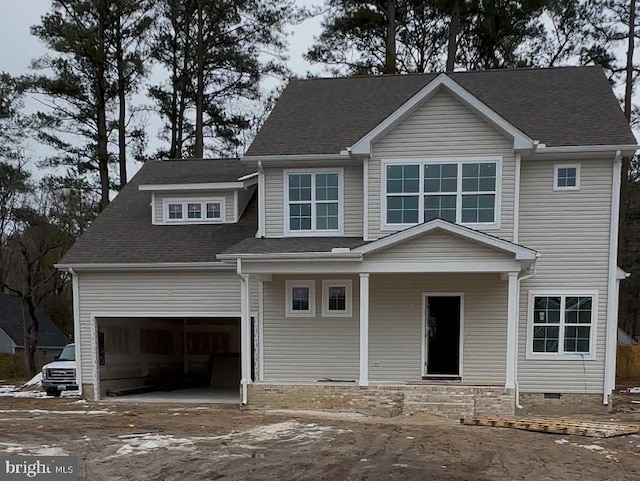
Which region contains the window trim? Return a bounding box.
[526,289,598,361]
[553,164,580,191]
[285,280,316,317]
[380,157,502,232]
[162,197,225,224]
[321,280,353,318]
[283,168,344,237]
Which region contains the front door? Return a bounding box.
[424,295,461,378]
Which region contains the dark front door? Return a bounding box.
[425,296,461,377]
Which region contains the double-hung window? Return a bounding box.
[285,280,316,317]
[286,170,342,234]
[383,159,499,229]
[528,292,596,359]
[321,280,352,317]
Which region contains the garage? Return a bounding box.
[96,316,243,402]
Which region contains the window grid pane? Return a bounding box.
[290,203,312,231]
[461,194,495,223]
[289,174,312,202]
[206,202,221,219]
[316,173,339,201]
[424,195,456,222]
[424,164,458,193]
[387,195,419,224]
[168,204,182,219]
[557,168,577,187]
[328,286,346,311]
[532,295,592,355]
[387,164,420,193]
[187,203,202,219]
[316,202,339,230]
[292,287,310,311]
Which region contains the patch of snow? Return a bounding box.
[0,409,111,415]
[23,372,42,388]
[30,447,69,456]
[0,443,68,456]
[629,387,640,394]
[105,434,195,459]
[555,439,569,444]
[0,385,79,398]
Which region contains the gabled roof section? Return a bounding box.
[59,159,259,266]
[354,219,537,261]
[0,293,68,347]
[245,66,636,157]
[350,74,533,154]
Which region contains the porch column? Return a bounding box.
[240,273,252,388]
[359,273,370,387]
[505,272,519,389]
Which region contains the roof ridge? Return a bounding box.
[291,65,602,82]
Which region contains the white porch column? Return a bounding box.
[359,273,370,387]
[240,273,252,398]
[505,272,519,389]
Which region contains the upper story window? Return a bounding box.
[527,292,596,360]
[285,169,343,236]
[554,164,580,191]
[382,159,499,230]
[163,198,225,224]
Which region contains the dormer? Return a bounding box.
[139,172,257,225]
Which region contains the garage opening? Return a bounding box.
[97,316,244,402]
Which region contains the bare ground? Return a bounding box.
[0,395,639,480]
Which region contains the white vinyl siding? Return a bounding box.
[261,273,507,385]
[518,159,612,393]
[264,165,363,238]
[263,275,360,381]
[76,270,259,384]
[154,191,235,224]
[365,230,514,263]
[368,88,515,241]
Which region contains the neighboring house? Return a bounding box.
[0,293,69,365]
[58,66,637,416]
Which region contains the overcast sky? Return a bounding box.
[0,0,326,178]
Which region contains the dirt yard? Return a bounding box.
[0,394,639,480]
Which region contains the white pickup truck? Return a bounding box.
[41,343,78,397]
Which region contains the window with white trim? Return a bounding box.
[322,280,352,317]
[529,294,595,357]
[383,159,498,228]
[285,280,316,317]
[285,170,342,234]
[163,198,225,224]
[554,164,580,191]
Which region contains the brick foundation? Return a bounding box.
[246,383,515,418]
[517,393,609,415]
[81,384,95,401]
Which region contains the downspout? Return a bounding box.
[513,153,521,244]
[514,262,537,410]
[237,259,249,405]
[69,268,83,397]
[257,161,266,238]
[604,151,622,405]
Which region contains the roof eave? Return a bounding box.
[217,252,363,262]
[55,262,235,272]
[138,177,258,192]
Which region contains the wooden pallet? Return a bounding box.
[460,417,640,438]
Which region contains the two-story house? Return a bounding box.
[58,66,637,417]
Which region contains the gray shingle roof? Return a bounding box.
[221,237,366,255]
[245,66,636,156]
[59,159,258,265]
[0,293,69,348]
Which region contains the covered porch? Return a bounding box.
[221,220,537,415]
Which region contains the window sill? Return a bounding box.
[525,352,596,361]
[284,230,345,237]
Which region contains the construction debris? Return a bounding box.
[460,417,640,438]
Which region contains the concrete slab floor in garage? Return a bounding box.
[104,387,239,404]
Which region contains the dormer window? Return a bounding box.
[163,198,225,224]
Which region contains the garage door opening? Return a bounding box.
[97,316,245,402]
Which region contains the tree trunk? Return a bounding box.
[384,0,396,74]
[446,0,461,72]
[97,1,110,210]
[22,296,39,377]
[194,0,205,158]
[116,7,128,189]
